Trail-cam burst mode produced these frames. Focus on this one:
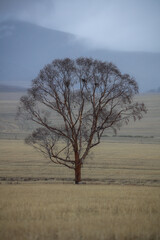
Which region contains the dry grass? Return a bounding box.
[0,93,160,240]
[0,94,160,186]
[0,184,160,240]
[0,93,160,139]
[0,139,160,185]
[116,94,160,137]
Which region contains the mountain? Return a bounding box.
[0,20,87,88]
[0,20,160,92]
[147,87,160,93]
[0,84,27,92]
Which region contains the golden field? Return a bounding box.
[0,93,160,239]
[0,93,160,185]
[0,139,160,185]
[0,93,160,139]
[0,184,160,240]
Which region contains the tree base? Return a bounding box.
[74,181,86,185]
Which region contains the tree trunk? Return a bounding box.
[75,151,81,184]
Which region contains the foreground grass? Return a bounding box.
[0,184,160,240]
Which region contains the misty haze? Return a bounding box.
[0,0,160,92]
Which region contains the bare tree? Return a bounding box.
[17,58,147,184]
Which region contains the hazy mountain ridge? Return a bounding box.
[147,87,160,93]
[0,20,85,87]
[0,84,27,92]
[0,20,160,92]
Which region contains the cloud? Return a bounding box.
[51,0,160,52]
[0,0,160,52]
[0,0,54,23]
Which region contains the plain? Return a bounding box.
[0,93,160,240]
[0,93,160,185]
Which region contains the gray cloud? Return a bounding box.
[0,0,160,52]
[0,0,54,22]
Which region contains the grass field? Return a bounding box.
[0,139,160,185]
[0,184,160,240]
[0,94,160,186]
[0,93,160,239]
[0,93,160,139]
[0,93,160,185]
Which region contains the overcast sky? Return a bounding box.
[0,0,160,52]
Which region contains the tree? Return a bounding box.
[17,57,147,184]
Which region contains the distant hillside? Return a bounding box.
[148,87,160,93]
[0,84,27,92]
[0,20,86,88]
[0,20,160,92]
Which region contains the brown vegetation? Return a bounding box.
[0,184,160,240]
[0,93,160,240]
[0,139,160,186]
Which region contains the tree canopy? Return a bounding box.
[18,57,147,183]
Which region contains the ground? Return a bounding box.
[0,93,160,239]
[0,184,160,240]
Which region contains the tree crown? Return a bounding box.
[18,57,147,172]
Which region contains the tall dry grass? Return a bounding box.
[0,94,160,240]
[0,184,160,240]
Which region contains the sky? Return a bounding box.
[0,0,160,52]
